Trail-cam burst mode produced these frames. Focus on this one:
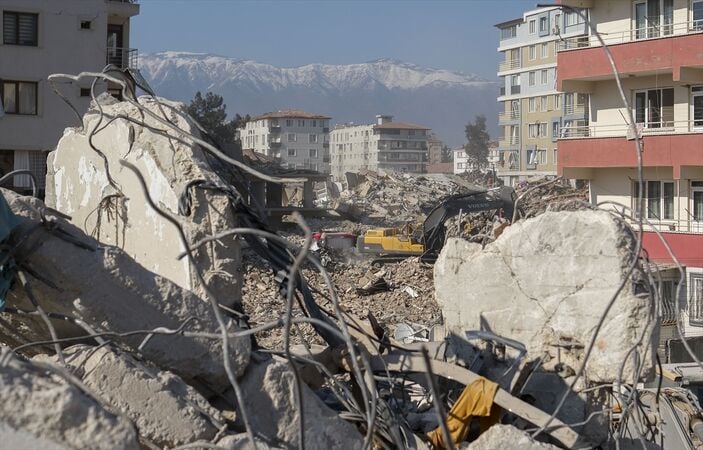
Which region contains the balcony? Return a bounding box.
[498,136,520,148]
[105,0,139,17]
[269,125,281,133]
[557,120,703,179]
[563,104,587,116]
[498,110,520,124]
[106,47,138,69]
[498,59,521,73]
[557,22,703,91]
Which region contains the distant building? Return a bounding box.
[495,6,588,185]
[427,132,444,165]
[0,0,140,194]
[426,163,453,174]
[239,109,331,173]
[329,115,430,181]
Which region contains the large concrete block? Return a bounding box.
[46,96,241,308]
[435,210,655,383]
[3,190,250,389]
[463,424,559,449]
[46,345,225,448]
[236,358,364,450]
[0,362,138,449]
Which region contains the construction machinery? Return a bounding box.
[356,186,518,263]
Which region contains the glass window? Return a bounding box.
[541,69,548,85]
[690,275,703,326]
[1,81,36,115]
[309,148,318,158]
[529,72,536,86]
[529,20,536,34]
[552,122,560,138]
[286,119,293,126]
[529,97,536,112]
[287,133,296,142]
[287,149,297,157]
[529,45,536,60]
[647,181,661,219]
[539,16,548,33]
[541,43,549,58]
[635,88,674,128]
[555,94,561,109]
[2,12,38,46]
[541,95,549,111]
[693,86,703,128]
[663,181,674,219]
[694,0,703,31]
[693,182,703,221]
[309,134,318,143]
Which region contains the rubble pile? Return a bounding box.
[0,81,688,449]
[515,178,589,218]
[334,170,489,225]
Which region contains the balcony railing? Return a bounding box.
[498,136,520,147]
[558,21,703,51]
[559,120,703,139]
[564,104,587,115]
[269,125,281,132]
[499,59,521,72]
[107,47,138,69]
[499,110,520,122]
[629,217,703,236]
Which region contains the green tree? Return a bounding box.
[441,145,453,163]
[185,91,240,144]
[464,115,490,169]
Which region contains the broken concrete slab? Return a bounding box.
[43,344,225,448]
[236,357,364,449]
[0,360,138,449]
[216,434,284,450]
[45,95,241,308]
[435,210,655,383]
[2,189,251,389]
[463,424,559,449]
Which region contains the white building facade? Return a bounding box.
[330,115,430,181]
[239,110,331,173]
[0,0,139,194]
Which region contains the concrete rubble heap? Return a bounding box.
[0,87,674,449]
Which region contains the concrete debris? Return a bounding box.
[42,345,225,448]
[235,358,364,449]
[3,189,251,388]
[515,178,589,218]
[0,359,138,450]
[462,424,559,450]
[216,433,284,449]
[46,95,242,309]
[435,210,655,383]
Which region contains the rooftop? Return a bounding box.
[251,109,331,121]
[373,122,430,131]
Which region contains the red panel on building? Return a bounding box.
[642,231,703,268]
[557,134,703,178]
[557,33,703,87]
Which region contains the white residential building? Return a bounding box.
[0,0,140,194]
[453,147,473,174]
[329,115,430,181]
[239,109,331,173]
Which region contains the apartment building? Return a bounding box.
[0,0,139,195]
[427,132,444,165]
[496,6,589,186]
[239,110,331,173]
[329,115,430,181]
[453,142,500,175]
[557,0,703,344]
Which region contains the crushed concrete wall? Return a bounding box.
[435,210,656,383]
[463,424,559,449]
[46,95,241,308]
[43,345,225,448]
[236,358,364,449]
[3,189,250,388]
[0,361,139,449]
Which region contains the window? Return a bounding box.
[539,123,547,137]
[527,148,537,164]
[311,120,317,127]
[541,95,549,112]
[554,94,561,110]
[552,121,560,138]
[80,20,92,30]
[553,148,558,164]
[693,86,703,129]
[635,88,674,128]
[529,71,536,86]
[635,0,673,39]
[658,279,679,324]
[287,133,296,142]
[3,12,38,46]
[309,148,318,158]
[80,88,91,97]
[693,181,703,222]
[1,81,37,115]
[695,0,703,31]
[286,119,293,126]
[633,180,675,220]
[538,149,547,164]
[565,10,583,26]
[541,43,549,58]
[528,124,538,138]
[529,19,536,34]
[529,45,536,60]
[529,97,536,112]
[541,69,548,85]
[298,119,305,126]
[539,17,548,33]
[689,274,703,326]
[500,24,517,40]
[287,149,297,157]
[309,134,318,143]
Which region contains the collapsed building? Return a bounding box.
[0,69,700,450]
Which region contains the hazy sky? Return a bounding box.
[132,0,542,80]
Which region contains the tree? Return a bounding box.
[440,145,453,163]
[185,91,240,144]
[464,115,490,169]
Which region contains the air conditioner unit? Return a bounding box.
[552,26,560,35]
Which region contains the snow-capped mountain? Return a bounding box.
[140,52,500,146]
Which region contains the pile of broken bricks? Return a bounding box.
[0,72,689,450]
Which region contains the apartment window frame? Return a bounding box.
[658,278,680,325]
[539,16,548,33]
[286,119,293,126]
[528,123,538,138]
[287,149,297,157]
[633,180,675,220]
[689,274,703,326]
[528,97,536,112]
[634,0,674,39]
[528,71,536,86]
[540,69,548,85]
[552,122,560,138]
[529,19,536,34]
[694,0,703,31]
[692,181,703,222]
[529,45,536,60]
[554,94,561,110]
[309,134,318,143]
[541,95,549,112]
[538,149,547,164]
[538,122,547,137]
[553,148,558,164]
[541,43,549,58]
[692,86,703,129]
[309,148,318,158]
[634,87,674,129]
[1,80,38,115]
[2,11,38,46]
[297,119,305,127]
[287,133,296,142]
[500,24,517,40]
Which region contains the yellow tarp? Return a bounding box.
[426,377,500,449]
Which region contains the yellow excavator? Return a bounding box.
[355,186,517,263]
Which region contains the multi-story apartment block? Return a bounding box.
[329,115,430,181]
[557,0,703,345]
[0,0,139,195]
[496,6,589,185]
[239,109,331,173]
[427,132,444,165]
